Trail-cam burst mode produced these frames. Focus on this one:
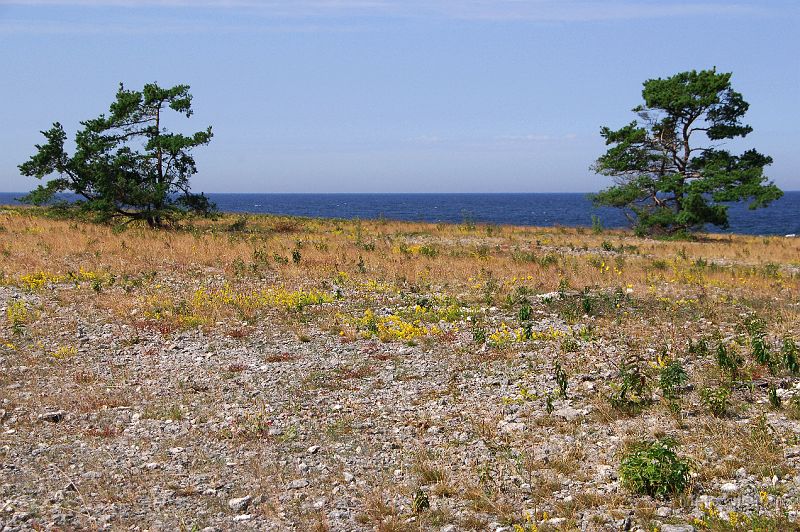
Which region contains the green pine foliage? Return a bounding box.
[592,69,782,235]
[19,82,215,227]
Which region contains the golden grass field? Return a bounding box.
[2,206,800,530]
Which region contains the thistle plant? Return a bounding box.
[554,362,568,399]
[688,337,710,358]
[410,488,429,513]
[768,385,782,409]
[518,300,532,322]
[609,356,649,412]
[472,324,486,344]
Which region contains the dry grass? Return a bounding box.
[3,206,800,529]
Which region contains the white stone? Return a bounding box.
[228,496,251,512]
[656,506,672,517]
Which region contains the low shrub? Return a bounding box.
[619,438,691,498]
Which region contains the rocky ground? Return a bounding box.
[2,211,800,531]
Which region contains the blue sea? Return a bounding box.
[1,191,798,236]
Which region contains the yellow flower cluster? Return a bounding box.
[357,278,396,294]
[377,315,440,341]
[6,301,30,328]
[511,510,541,532]
[18,268,107,291]
[407,300,465,323]
[693,501,766,529]
[191,285,333,313]
[70,267,105,282]
[357,309,440,342]
[488,323,521,347]
[51,345,77,360]
[528,327,567,341]
[19,271,64,290]
[487,323,566,347]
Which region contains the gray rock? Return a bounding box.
[39,410,67,423]
[500,422,525,433]
[228,495,251,512]
[553,406,585,421]
[785,446,800,459]
[656,506,672,517]
[660,525,694,532]
[288,479,309,489]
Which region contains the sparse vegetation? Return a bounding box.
[619,438,691,498]
[1,207,799,530]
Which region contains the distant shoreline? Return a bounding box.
[2,191,799,236]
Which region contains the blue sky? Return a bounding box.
[1,0,798,193]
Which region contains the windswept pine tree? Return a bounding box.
[20,83,214,227]
[593,69,782,235]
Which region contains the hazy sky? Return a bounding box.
[1,0,798,193]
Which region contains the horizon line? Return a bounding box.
[2,190,799,195]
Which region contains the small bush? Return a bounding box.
[687,338,710,358]
[591,214,603,234]
[619,438,691,498]
[716,342,741,376]
[561,336,580,353]
[659,360,688,400]
[751,335,774,371]
[782,338,799,374]
[701,386,730,417]
[419,245,439,258]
